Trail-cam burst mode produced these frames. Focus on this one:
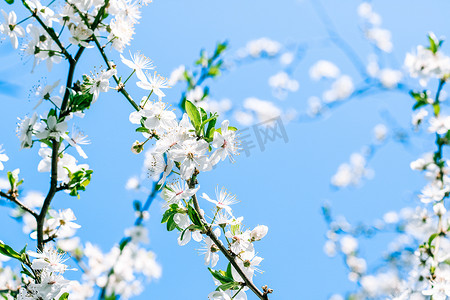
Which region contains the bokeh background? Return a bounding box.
[1,0,450,298]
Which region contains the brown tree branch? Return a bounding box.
[36,139,59,251]
[60,46,86,115]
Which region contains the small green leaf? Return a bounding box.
[40,139,53,148]
[166,215,177,231]
[119,239,129,251]
[21,264,34,279]
[428,233,438,246]
[69,91,94,113]
[133,200,141,212]
[226,263,233,279]
[427,34,442,54]
[47,109,57,118]
[7,171,15,189]
[206,114,217,139]
[215,41,228,56]
[180,224,203,240]
[58,293,69,300]
[433,102,441,116]
[185,100,201,130]
[201,115,218,134]
[135,127,150,133]
[208,66,221,77]
[105,293,116,300]
[200,107,208,123]
[187,205,202,226]
[208,268,234,284]
[161,209,177,224]
[19,244,27,255]
[216,282,241,292]
[208,128,216,141]
[4,0,14,4]
[66,168,93,198]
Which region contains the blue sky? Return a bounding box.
[1,0,450,299]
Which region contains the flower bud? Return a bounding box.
[250,225,268,242]
[131,140,144,154]
[433,202,447,216]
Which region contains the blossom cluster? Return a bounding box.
[323,34,450,300]
[161,184,268,300]
[120,48,270,298]
[1,0,275,298]
[17,244,73,300]
[0,0,170,299]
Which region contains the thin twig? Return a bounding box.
[60,46,86,115]
[98,181,160,300]
[188,176,270,300]
[310,0,368,78]
[91,35,140,111]
[21,0,73,64]
[0,191,38,218]
[68,1,141,112]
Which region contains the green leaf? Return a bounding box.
[133,200,141,212]
[164,185,175,193]
[180,227,189,241]
[19,244,27,255]
[161,209,177,224]
[208,268,233,284]
[215,41,228,56]
[200,107,208,123]
[20,264,34,279]
[433,102,441,116]
[180,224,203,241]
[58,293,69,300]
[410,90,429,110]
[412,101,427,110]
[66,168,93,198]
[119,239,129,251]
[226,263,233,279]
[206,114,217,139]
[208,66,221,77]
[47,109,57,118]
[0,243,22,261]
[185,100,201,130]
[427,34,442,54]
[155,183,164,192]
[428,233,438,246]
[203,86,210,100]
[105,293,116,300]
[135,127,150,133]
[166,215,177,231]
[40,139,53,148]
[7,171,15,189]
[429,35,438,54]
[200,115,218,134]
[4,0,14,4]
[208,128,216,141]
[69,91,94,113]
[216,282,241,292]
[187,205,202,226]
